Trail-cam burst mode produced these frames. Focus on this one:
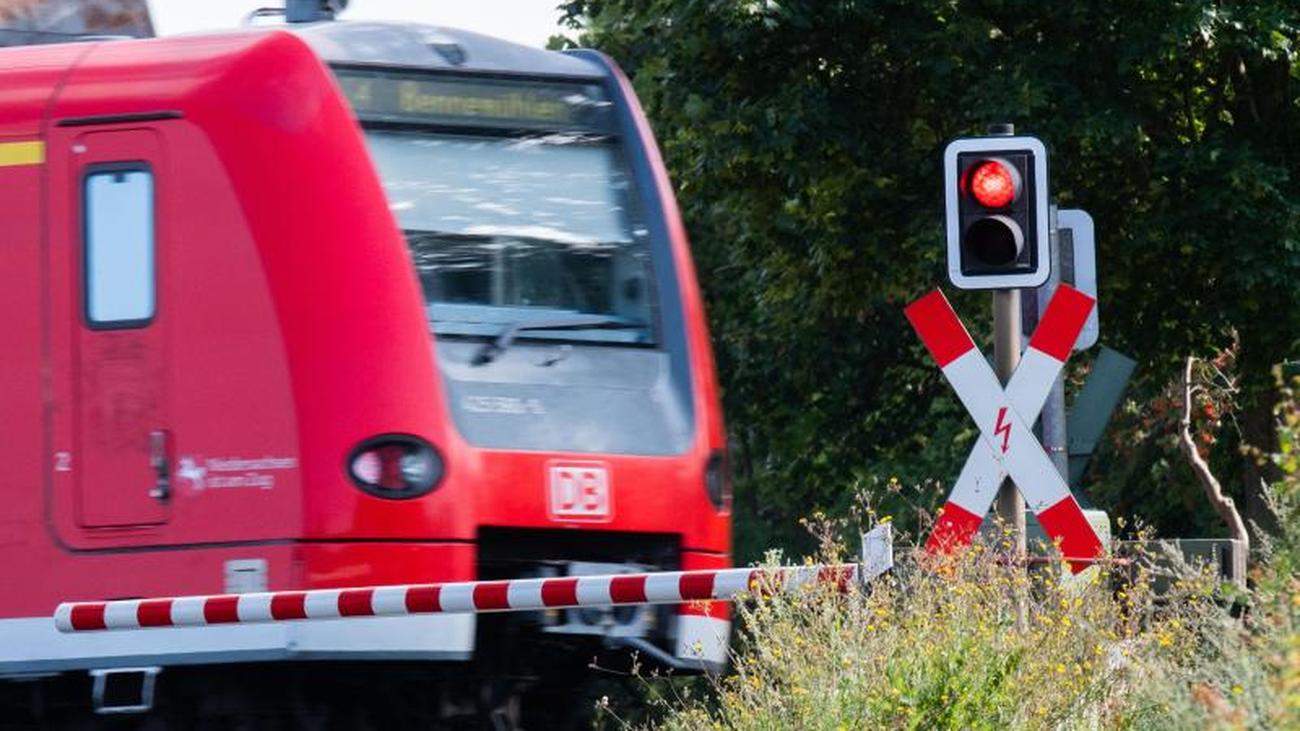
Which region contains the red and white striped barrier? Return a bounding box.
[905,285,1103,572]
[55,526,894,633]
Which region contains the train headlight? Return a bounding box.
[347,434,444,499]
[704,450,731,512]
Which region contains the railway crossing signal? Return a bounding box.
[944,134,1050,290]
[905,285,1104,572]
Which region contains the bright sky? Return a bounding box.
[146,1,567,48]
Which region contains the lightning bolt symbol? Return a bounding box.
[994,407,1012,454]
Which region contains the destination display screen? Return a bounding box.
[333,67,614,133]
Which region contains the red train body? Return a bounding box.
[0,18,729,721]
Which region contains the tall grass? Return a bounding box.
[624,540,1294,730]
[617,380,1299,730]
[646,540,1203,729]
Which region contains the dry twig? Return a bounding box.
[1178,356,1249,548]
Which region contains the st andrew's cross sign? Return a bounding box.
[905,285,1104,573]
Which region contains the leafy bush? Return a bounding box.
[557,0,1300,554]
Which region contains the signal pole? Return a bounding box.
[992,289,1026,558]
[985,122,1027,562]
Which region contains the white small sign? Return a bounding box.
[548,462,612,522]
[1056,209,1099,350]
[175,455,297,493]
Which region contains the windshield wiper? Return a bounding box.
[471,315,642,366]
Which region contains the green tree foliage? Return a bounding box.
[555,0,1300,556]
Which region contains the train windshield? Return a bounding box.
[337,68,655,346]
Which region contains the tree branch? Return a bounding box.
[1179,356,1249,548]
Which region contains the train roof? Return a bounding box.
[288,21,604,78]
[0,21,608,137]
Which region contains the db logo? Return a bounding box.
[547,462,612,522]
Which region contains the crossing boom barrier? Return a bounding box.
[56,526,894,633]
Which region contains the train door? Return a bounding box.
[51,127,171,530]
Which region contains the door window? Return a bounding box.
[84,166,155,327]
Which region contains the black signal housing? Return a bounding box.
[943,135,1050,290]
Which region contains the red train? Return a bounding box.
[0,8,729,726]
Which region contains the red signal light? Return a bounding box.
[967,159,1019,209]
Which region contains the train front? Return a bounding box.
[295,23,732,672]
